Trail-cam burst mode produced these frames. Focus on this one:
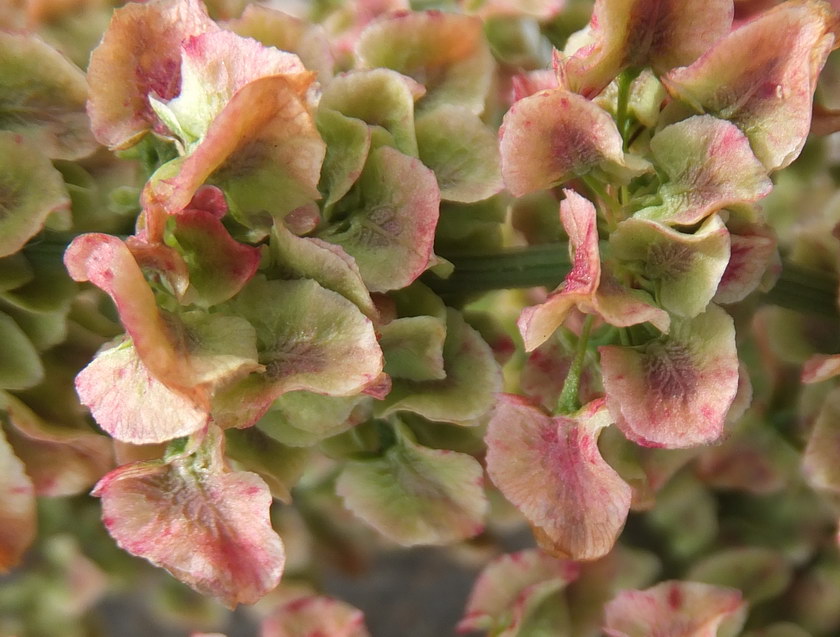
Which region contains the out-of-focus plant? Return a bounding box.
[4,0,840,635]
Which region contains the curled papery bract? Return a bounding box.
[610,214,731,318]
[600,304,739,448]
[0,132,70,258]
[270,219,377,321]
[603,580,747,637]
[92,426,284,608]
[636,116,772,226]
[517,190,667,351]
[486,395,632,561]
[156,29,307,147]
[169,208,261,307]
[66,234,262,427]
[662,0,840,171]
[0,32,96,160]
[225,5,335,83]
[261,596,371,637]
[558,0,733,98]
[458,549,580,634]
[64,233,188,391]
[0,426,35,573]
[517,190,600,349]
[336,420,487,546]
[146,74,324,233]
[714,221,778,304]
[500,89,647,198]
[320,146,439,293]
[86,0,217,149]
[355,10,493,114]
[211,275,382,429]
[76,339,208,444]
[319,68,422,158]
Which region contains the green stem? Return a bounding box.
[424,246,839,318]
[615,70,635,149]
[556,315,594,414]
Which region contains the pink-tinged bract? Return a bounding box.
[558,0,733,98]
[86,0,217,149]
[355,10,494,115]
[320,146,439,293]
[0,390,113,497]
[65,235,261,412]
[0,425,35,573]
[715,222,779,304]
[212,276,382,429]
[603,580,747,637]
[458,549,580,633]
[64,233,192,394]
[0,132,70,258]
[75,339,209,445]
[155,29,307,147]
[485,395,632,561]
[600,304,739,448]
[261,596,371,637]
[224,5,335,83]
[92,426,284,608]
[517,190,668,351]
[636,116,772,226]
[169,208,261,307]
[0,32,96,160]
[146,74,324,234]
[610,214,731,318]
[336,420,488,546]
[500,90,647,198]
[662,0,840,171]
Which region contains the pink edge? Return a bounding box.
[458,548,580,633]
[86,0,218,149]
[603,580,746,637]
[499,89,626,197]
[261,596,371,637]
[600,305,738,448]
[93,428,284,608]
[517,190,601,351]
[485,394,631,561]
[63,234,206,406]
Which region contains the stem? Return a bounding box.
[424,246,839,318]
[615,70,635,149]
[556,315,594,414]
[581,175,621,230]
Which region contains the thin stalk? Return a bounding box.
[424,246,839,318]
[615,70,635,149]
[556,315,594,414]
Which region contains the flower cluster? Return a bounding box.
[4,0,840,635]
